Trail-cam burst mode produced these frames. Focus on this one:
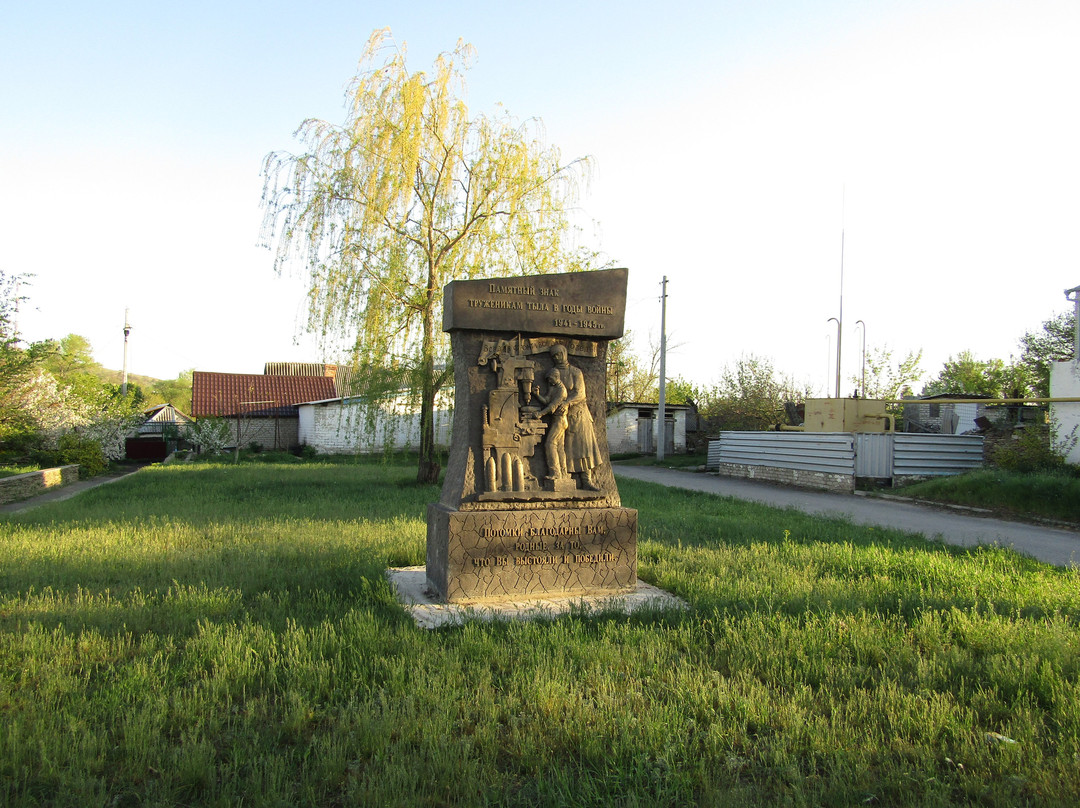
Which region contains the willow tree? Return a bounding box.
[261,29,594,482]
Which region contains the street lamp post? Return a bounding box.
[122,308,132,397]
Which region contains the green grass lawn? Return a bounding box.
[2,457,1079,806]
[0,464,40,479]
[611,451,707,469]
[893,468,1080,524]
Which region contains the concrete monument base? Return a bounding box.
[427,503,637,602]
[388,566,685,629]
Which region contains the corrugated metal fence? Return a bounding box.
[708,431,983,482]
[707,432,855,475]
[892,434,984,477]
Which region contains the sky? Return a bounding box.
[3,0,1079,398]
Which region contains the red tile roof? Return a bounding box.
[191,372,337,418]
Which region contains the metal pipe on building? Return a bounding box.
[884,396,1080,405]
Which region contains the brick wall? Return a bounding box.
[713,462,855,494]
[605,407,689,455]
[606,409,640,455]
[0,465,81,505]
[230,417,299,451]
[298,396,452,454]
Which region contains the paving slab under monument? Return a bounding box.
[387,566,686,629]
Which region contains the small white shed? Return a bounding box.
[606,402,692,455]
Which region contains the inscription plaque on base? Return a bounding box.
[427,504,637,602]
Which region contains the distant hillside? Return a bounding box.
[90,368,193,413]
[93,368,162,388]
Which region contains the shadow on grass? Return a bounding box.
[0,463,436,637]
[2,463,1075,642]
[0,541,419,637]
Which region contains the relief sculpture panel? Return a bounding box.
[474,336,605,500]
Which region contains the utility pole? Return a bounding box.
[856,319,866,397]
[832,187,846,398]
[828,317,840,398]
[835,227,844,398]
[656,276,668,461]
[121,308,132,397]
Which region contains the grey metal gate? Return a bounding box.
[854,433,893,478]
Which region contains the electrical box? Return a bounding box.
[802,398,892,432]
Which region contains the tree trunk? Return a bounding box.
[417,377,440,484]
[416,288,441,484]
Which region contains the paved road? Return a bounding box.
[613,466,1080,568]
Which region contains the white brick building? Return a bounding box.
[605,403,692,455]
[298,392,453,454]
[1051,361,1080,465]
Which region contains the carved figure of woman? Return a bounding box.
[549,344,602,490]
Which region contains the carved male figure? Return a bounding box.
[535,367,568,479]
[549,343,602,490]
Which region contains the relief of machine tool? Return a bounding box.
[477,336,546,495]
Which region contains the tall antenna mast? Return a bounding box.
[122,308,132,396]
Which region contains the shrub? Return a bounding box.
[989,423,1077,475]
[56,433,108,477]
[185,417,232,454]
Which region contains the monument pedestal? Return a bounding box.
[427,503,637,602]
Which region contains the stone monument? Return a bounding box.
[427,267,637,602]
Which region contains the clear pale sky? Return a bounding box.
[3,1,1078,397]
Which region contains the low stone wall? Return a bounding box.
[713,462,855,494]
[0,465,81,505]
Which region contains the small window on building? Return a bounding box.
[928,403,941,418]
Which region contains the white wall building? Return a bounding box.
[1050,361,1080,465]
[298,392,453,454]
[605,403,692,455]
[299,393,697,457]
